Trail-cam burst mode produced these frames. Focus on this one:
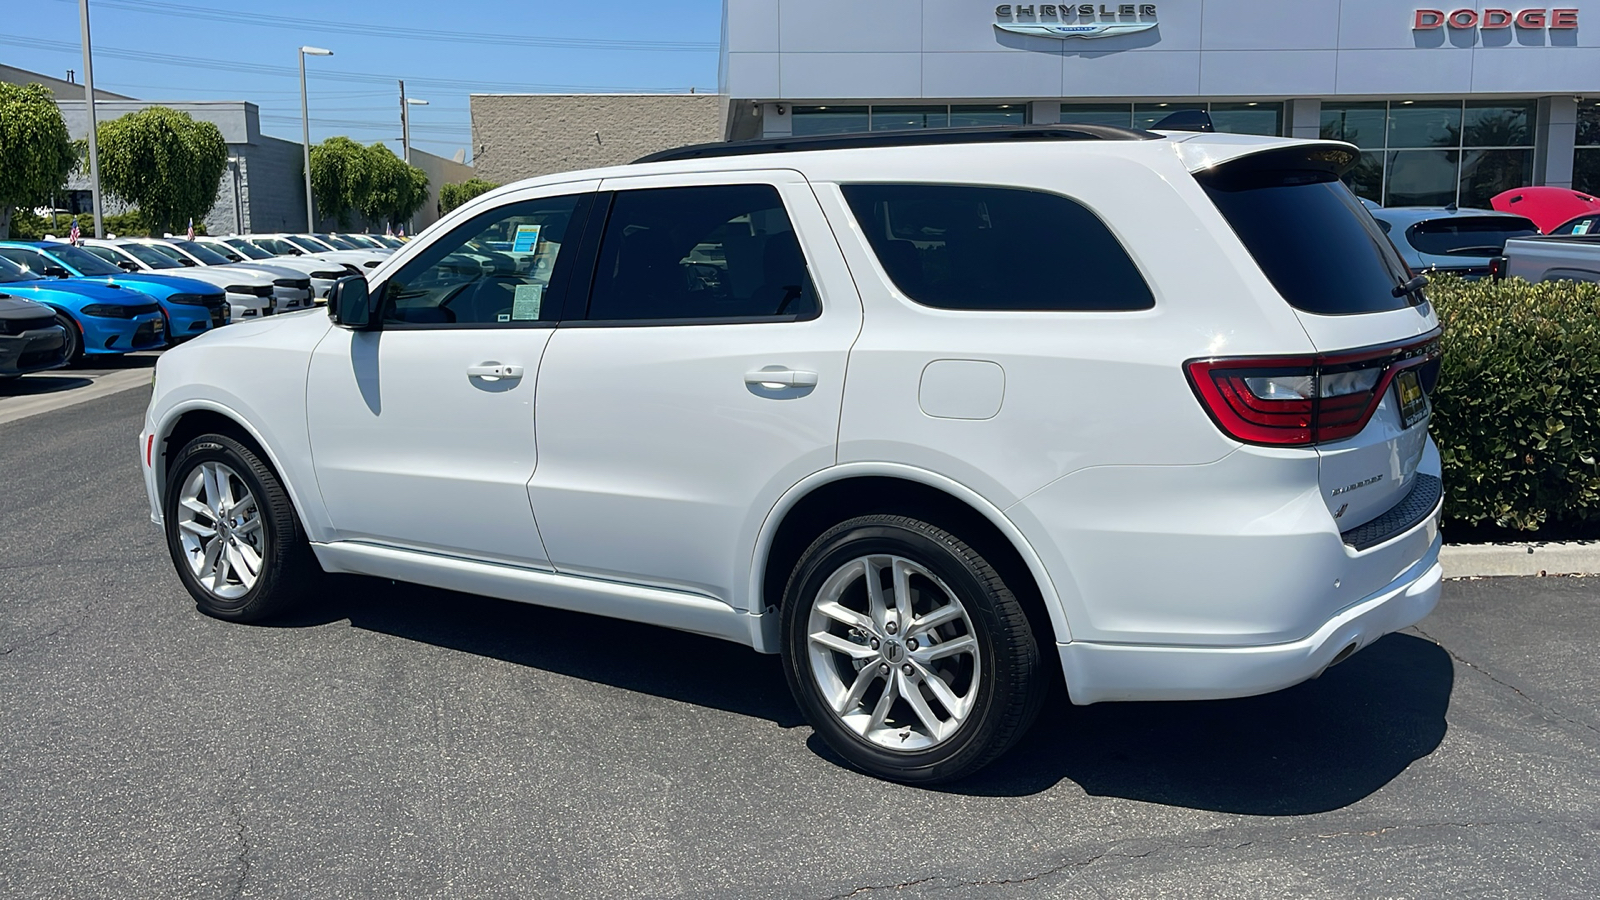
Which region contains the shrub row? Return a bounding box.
[1428,275,1600,532]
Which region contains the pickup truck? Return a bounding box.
[1496,235,1600,284]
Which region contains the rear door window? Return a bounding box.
[840,183,1153,311]
[1405,217,1538,256]
[1200,167,1416,315]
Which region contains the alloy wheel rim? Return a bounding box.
[806,554,982,751]
[175,461,264,600]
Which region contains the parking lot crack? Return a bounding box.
[222,799,252,899]
[1412,625,1600,738]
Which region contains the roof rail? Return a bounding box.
[633,124,1161,165]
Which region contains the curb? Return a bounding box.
[1441,542,1600,578]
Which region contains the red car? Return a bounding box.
[1491,186,1600,233]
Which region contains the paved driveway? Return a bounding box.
[2,388,1597,898]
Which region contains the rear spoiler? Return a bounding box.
[1175,138,1361,179]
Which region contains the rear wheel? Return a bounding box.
[781,515,1045,784]
[162,434,318,622]
[55,313,82,364]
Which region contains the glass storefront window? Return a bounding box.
[1459,148,1534,208]
[1059,103,1133,127]
[791,106,869,136]
[1463,101,1534,147]
[1384,150,1459,206]
[1321,102,1387,149]
[1208,103,1282,136]
[1387,101,1462,149]
[1132,102,1205,131]
[950,104,1026,127]
[871,105,948,131]
[1349,152,1385,200]
[1577,104,1600,195]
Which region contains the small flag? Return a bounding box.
[186,218,196,241]
[69,217,81,246]
[385,223,394,237]
[397,225,405,240]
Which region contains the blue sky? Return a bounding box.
[4,0,723,163]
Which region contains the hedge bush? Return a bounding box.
[1428,275,1600,531]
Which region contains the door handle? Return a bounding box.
[467,363,524,380]
[745,367,818,389]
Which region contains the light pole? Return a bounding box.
[78,0,104,238]
[399,81,427,233]
[298,45,332,232]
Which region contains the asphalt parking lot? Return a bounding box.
[2,385,1597,899]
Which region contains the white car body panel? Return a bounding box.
[141,131,1444,705]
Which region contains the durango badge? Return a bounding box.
[995,3,1159,39]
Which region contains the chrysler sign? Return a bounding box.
[1412,8,1580,29]
[995,4,1159,39]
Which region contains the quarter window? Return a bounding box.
[840,184,1154,312]
[584,184,819,322]
[380,195,585,326]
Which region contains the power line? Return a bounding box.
[48,0,717,52]
[0,35,698,93]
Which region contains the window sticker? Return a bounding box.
[1574,221,1592,235]
[512,283,544,320]
[511,224,542,254]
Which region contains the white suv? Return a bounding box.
[139,126,1443,783]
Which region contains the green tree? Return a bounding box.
[0,82,77,239]
[438,178,498,215]
[97,106,228,235]
[310,137,428,230]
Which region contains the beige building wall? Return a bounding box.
[470,94,724,185]
[407,147,476,230]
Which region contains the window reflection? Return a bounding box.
[1325,100,1538,206]
[1386,101,1462,149]
[1058,104,1134,127]
[791,106,869,136]
[1385,150,1459,206]
[871,106,948,131]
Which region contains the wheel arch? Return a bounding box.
[155,401,320,539]
[752,465,1074,649]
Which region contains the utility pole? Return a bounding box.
[399,81,427,234]
[78,0,104,238]
[299,45,332,232]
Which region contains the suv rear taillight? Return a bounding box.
[1186,333,1441,447]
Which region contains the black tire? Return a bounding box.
[780,515,1045,784]
[55,313,83,364]
[162,433,319,623]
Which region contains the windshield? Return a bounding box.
[1200,169,1417,315]
[171,240,232,265]
[81,245,131,268]
[0,256,32,283]
[341,234,380,248]
[1405,217,1540,257]
[197,241,248,262]
[313,233,358,250]
[118,242,185,268]
[224,239,274,260]
[48,243,125,276]
[286,235,332,252]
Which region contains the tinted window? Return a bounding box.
[286,236,331,252]
[1405,216,1538,257]
[586,185,818,322]
[0,256,32,283]
[171,240,231,265]
[1552,214,1600,236]
[117,243,183,268]
[381,194,584,326]
[47,244,123,276]
[1201,171,1415,315]
[223,240,274,260]
[841,184,1153,311]
[0,247,53,275]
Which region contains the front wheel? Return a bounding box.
[55,313,82,364]
[162,434,319,622]
[780,515,1045,784]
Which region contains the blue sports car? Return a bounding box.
[0,255,166,362]
[0,241,229,342]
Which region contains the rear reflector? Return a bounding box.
[1186,331,1441,447]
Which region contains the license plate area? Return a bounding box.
[1395,368,1428,430]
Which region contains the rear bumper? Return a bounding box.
[0,328,68,375]
[1058,532,1442,704]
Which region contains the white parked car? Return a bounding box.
[194,236,354,301]
[81,239,275,320]
[137,239,314,311]
[139,126,1443,783]
[251,233,389,272]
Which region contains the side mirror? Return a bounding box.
[329,275,379,330]
[44,266,72,278]
[180,259,197,267]
[119,261,139,272]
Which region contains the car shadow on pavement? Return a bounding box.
[278,578,1450,812]
[0,374,93,396]
[943,632,1454,812]
[278,575,809,727]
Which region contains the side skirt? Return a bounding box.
[312,541,769,649]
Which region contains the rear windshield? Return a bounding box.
[1405,216,1538,257]
[1200,169,1416,315]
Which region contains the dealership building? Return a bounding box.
[708,0,1600,206]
